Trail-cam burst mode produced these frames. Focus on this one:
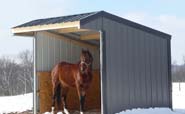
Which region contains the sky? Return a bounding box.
[0,0,185,64]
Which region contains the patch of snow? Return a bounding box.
[173,83,185,110]
[174,109,185,114]
[115,108,182,114]
[0,93,32,113]
[44,112,63,114]
[44,112,52,114]
[57,112,63,114]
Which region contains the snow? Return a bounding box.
[56,112,63,114]
[44,112,51,114]
[115,108,182,114]
[0,93,33,113]
[172,83,185,114]
[173,83,185,109]
[0,83,185,114]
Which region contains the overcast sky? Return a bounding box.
[0,0,185,64]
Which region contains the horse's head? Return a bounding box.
[80,49,93,73]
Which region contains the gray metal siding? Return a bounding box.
[102,18,170,114]
[35,32,99,71]
[80,17,103,30]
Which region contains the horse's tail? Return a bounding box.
[56,84,62,108]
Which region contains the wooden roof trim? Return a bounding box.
[80,33,100,40]
[12,21,80,34]
[54,27,90,33]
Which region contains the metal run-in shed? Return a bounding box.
[12,11,172,114]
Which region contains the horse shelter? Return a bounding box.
[12,11,172,114]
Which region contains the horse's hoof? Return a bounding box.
[64,108,70,114]
[80,112,83,114]
[51,107,55,114]
[57,112,63,114]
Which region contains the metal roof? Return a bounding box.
[13,11,100,28]
[12,11,171,39]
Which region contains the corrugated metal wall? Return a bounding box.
[35,32,99,71]
[103,18,170,114]
[103,19,169,114]
[81,17,171,114]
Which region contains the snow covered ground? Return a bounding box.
[0,93,33,113]
[173,83,185,109]
[0,83,184,114]
[116,108,183,114]
[172,83,185,114]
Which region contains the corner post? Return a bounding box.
[33,34,37,114]
[167,38,172,109]
[99,30,107,114]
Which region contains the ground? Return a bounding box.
[0,93,32,114]
[116,108,184,114]
[0,83,184,114]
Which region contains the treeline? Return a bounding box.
[0,50,33,96]
[172,64,185,82]
[172,57,185,82]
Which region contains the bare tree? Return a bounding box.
[0,57,21,95]
[18,50,33,94]
[0,50,33,96]
[172,56,185,83]
[183,55,185,65]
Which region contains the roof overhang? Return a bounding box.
[12,20,100,43]
[12,21,81,35]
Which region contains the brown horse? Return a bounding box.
[51,49,93,114]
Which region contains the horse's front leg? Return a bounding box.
[80,92,86,114]
[77,89,86,114]
[76,82,86,114]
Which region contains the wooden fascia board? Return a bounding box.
[54,27,90,33]
[11,21,80,34]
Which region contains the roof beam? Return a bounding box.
[80,33,100,40]
[13,32,34,37]
[12,21,80,34]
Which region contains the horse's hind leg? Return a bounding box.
[51,83,61,114]
[51,86,56,114]
[62,88,70,114]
